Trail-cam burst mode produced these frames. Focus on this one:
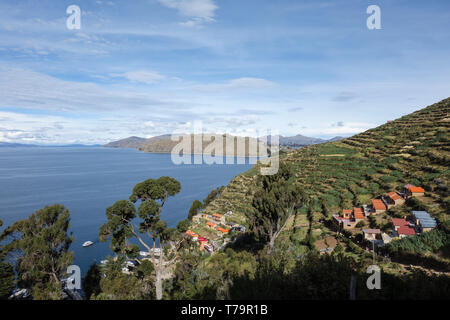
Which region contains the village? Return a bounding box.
[181,184,438,257]
[330,184,437,253]
[184,211,246,254]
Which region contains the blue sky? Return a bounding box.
[0,0,449,144]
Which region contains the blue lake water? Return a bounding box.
[0,147,252,275]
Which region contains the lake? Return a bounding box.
[0,147,252,274]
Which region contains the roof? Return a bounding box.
[381,233,392,242]
[363,229,381,234]
[408,186,425,193]
[387,192,402,201]
[420,220,437,228]
[372,199,386,210]
[392,218,409,227]
[343,209,352,214]
[412,211,431,218]
[397,226,416,235]
[353,208,365,219]
[213,213,223,218]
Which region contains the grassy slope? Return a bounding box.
[202,98,450,270]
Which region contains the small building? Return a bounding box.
[412,211,437,232]
[212,213,225,224]
[397,226,416,238]
[392,218,410,232]
[206,221,216,229]
[404,185,425,197]
[371,199,387,214]
[333,207,365,230]
[217,227,230,234]
[353,208,365,221]
[363,229,381,241]
[386,192,405,207]
[381,233,392,245]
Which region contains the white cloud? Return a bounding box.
[158,0,218,26]
[111,70,167,85]
[0,67,189,113]
[194,77,276,92]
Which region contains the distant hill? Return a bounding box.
[105,134,268,157]
[0,142,37,148]
[103,136,152,149]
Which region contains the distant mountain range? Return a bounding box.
[260,134,345,148]
[103,133,346,155]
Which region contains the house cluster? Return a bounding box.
[185,230,217,253]
[332,184,435,247]
[362,210,437,247]
[192,211,246,237]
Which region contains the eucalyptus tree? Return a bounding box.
[1,205,74,299]
[99,176,183,300]
[250,163,300,251]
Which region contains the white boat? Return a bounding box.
[139,251,150,257]
[82,241,94,247]
[100,260,108,265]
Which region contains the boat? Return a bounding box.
[82,241,94,247]
[139,251,150,257]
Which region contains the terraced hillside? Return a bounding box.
[203,98,450,259]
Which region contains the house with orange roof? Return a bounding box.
[353,208,365,221]
[371,199,387,214]
[403,185,425,197]
[206,221,216,229]
[217,227,230,234]
[407,186,425,197]
[212,213,225,224]
[332,208,366,230]
[385,191,405,207]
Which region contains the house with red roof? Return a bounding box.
[391,217,416,238]
[391,218,410,231]
[397,226,416,238]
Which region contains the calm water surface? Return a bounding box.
[0,147,252,274]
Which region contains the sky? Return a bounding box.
[0,0,449,145]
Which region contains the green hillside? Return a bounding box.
[198,98,450,270]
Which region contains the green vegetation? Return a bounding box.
[99,176,182,300]
[1,98,449,300]
[0,205,74,299]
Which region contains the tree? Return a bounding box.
[99,176,183,300]
[188,200,203,220]
[82,263,102,299]
[1,205,74,299]
[250,163,300,250]
[0,218,15,300]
